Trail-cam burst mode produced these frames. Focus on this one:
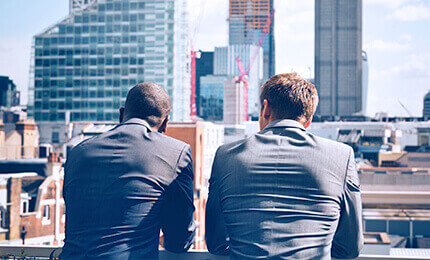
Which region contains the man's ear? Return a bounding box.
[262,99,271,119]
[158,116,169,133]
[119,107,125,123]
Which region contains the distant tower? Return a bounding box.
[315,0,363,117]
[229,0,275,79]
[424,91,430,119]
[362,51,368,115]
[195,51,214,117]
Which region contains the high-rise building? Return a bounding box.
[362,51,368,116]
[195,51,214,117]
[423,91,430,119]
[214,45,263,117]
[0,76,20,107]
[199,75,226,121]
[29,0,190,137]
[315,0,363,117]
[229,0,275,80]
[223,76,247,125]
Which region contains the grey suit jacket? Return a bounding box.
[61,118,195,259]
[206,119,363,259]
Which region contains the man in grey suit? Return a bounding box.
[61,83,195,259]
[206,73,363,259]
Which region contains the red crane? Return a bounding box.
[236,8,275,122]
[190,48,197,121]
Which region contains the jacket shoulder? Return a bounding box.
[310,133,353,155]
[154,133,189,151]
[216,137,249,156]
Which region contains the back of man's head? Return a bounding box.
[123,82,171,127]
[260,73,318,124]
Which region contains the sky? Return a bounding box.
[0,0,429,117]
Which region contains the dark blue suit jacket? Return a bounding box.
[206,119,363,259]
[61,118,195,259]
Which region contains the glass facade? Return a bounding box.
[199,75,225,121]
[30,0,190,123]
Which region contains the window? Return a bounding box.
[43,205,50,220]
[52,132,60,143]
[21,199,29,214]
[0,207,6,228]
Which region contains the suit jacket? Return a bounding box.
[206,119,363,259]
[61,118,195,260]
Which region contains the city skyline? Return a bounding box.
[0,0,429,117]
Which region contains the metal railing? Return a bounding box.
[0,245,429,260]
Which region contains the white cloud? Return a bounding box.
[187,0,228,50]
[365,0,417,9]
[387,3,430,21]
[391,53,430,78]
[400,34,413,41]
[279,0,313,11]
[286,10,314,24]
[364,39,411,52]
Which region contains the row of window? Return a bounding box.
[35,56,150,66]
[35,68,144,78]
[35,89,126,99]
[35,46,168,58]
[34,67,169,78]
[35,78,140,89]
[34,77,172,90]
[36,34,171,47]
[53,23,172,37]
[34,111,120,122]
[35,100,123,110]
[21,199,51,220]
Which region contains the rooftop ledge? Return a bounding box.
[0,245,429,260]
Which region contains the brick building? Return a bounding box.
[165,121,224,249]
[0,153,65,245]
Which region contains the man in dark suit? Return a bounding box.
[61,83,195,259]
[206,73,363,259]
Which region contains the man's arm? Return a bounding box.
[205,149,230,255]
[331,148,364,259]
[161,145,196,253]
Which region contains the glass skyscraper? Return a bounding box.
[199,75,225,121]
[29,0,190,125]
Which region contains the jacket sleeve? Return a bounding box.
[161,145,196,253]
[205,148,230,255]
[331,148,364,259]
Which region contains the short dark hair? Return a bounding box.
[124,82,171,127]
[260,73,318,123]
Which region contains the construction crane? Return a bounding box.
[189,2,207,121]
[235,8,275,122]
[190,48,198,121]
[398,99,412,117]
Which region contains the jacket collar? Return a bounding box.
[262,119,306,132]
[120,118,152,132]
